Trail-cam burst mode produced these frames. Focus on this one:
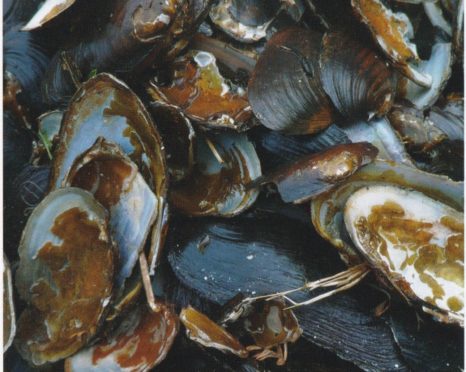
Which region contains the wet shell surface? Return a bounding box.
[63,139,158,293]
[170,131,261,217]
[180,306,249,358]
[319,30,396,119]
[344,185,464,325]
[15,188,115,365]
[3,255,16,353]
[65,304,179,372]
[248,27,335,135]
[148,50,252,130]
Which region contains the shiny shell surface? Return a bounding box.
[344,185,464,325]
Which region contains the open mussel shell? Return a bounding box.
[252,142,378,204]
[344,185,464,326]
[397,38,453,110]
[3,255,16,353]
[63,138,158,294]
[65,303,179,371]
[388,103,447,153]
[351,0,432,88]
[149,101,196,183]
[148,50,253,131]
[341,117,415,167]
[37,110,63,147]
[180,306,249,358]
[15,188,115,365]
[22,0,76,30]
[167,212,412,370]
[209,0,281,42]
[311,160,463,265]
[170,131,261,217]
[50,73,168,273]
[319,31,396,119]
[429,94,464,141]
[248,27,335,135]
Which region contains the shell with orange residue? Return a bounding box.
[65,304,179,371]
[15,188,115,365]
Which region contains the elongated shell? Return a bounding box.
[180,306,249,358]
[170,131,261,216]
[252,142,378,204]
[22,0,76,30]
[3,255,16,352]
[15,188,115,365]
[311,160,464,265]
[320,31,396,119]
[50,73,168,273]
[65,304,179,371]
[63,139,158,293]
[248,27,335,135]
[344,185,464,326]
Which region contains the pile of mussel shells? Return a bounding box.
[3,0,464,371]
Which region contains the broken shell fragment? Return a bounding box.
[63,139,158,293]
[22,0,76,31]
[148,50,252,131]
[344,185,464,326]
[65,304,179,372]
[243,298,302,348]
[209,0,281,42]
[3,255,16,353]
[149,101,196,183]
[251,142,378,204]
[170,131,261,216]
[311,160,464,265]
[15,188,115,365]
[248,27,335,135]
[397,40,453,111]
[180,306,249,358]
[50,73,168,273]
[351,0,432,87]
[320,31,396,119]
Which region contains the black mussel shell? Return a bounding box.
[228,0,281,27]
[319,30,396,120]
[166,211,412,371]
[248,27,336,135]
[4,25,50,113]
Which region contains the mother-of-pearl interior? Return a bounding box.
[344,185,463,317]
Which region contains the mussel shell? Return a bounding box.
[65,303,179,372]
[3,255,16,353]
[210,0,280,42]
[166,212,410,371]
[429,94,464,141]
[148,50,253,130]
[319,31,396,119]
[15,188,115,365]
[311,160,464,265]
[41,0,208,106]
[63,139,158,293]
[344,185,464,325]
[50,73,168,272]
[397,40,453,110]
[248,27,335,135]
[249,124,350,174]
[170,131,261,217]
[22,0,77,31]
[180,306,249,358]
[254,142,378,204]
[4,25,50,112]
[149,101,196,183]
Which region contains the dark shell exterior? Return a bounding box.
[248,27,335,135]
[320,31,396,119]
